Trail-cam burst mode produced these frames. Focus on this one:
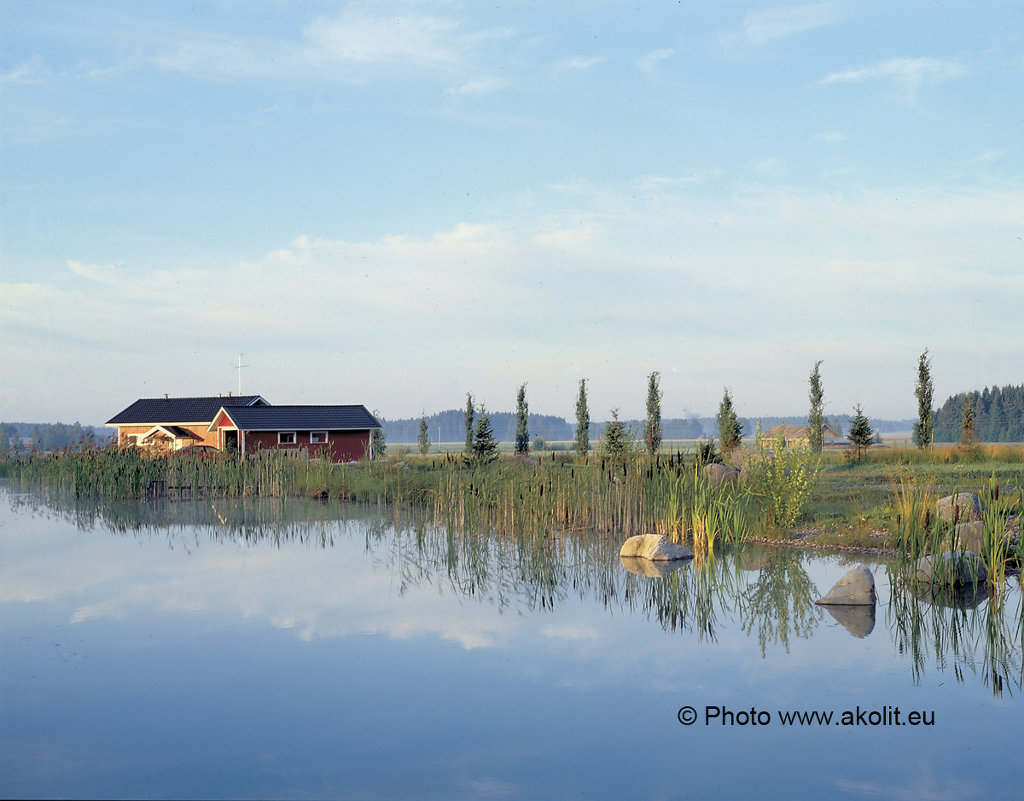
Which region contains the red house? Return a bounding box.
[106,394,269,451]
[209,404,381,462]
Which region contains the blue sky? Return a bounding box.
[2,1,1022,427]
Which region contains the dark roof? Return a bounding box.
[216,405,381,432]
[107,395,268,425]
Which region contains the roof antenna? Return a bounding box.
[235,353,250,396]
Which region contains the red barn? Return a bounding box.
[209,405,381,462]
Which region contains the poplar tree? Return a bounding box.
[959,397,977,449]
[371,410,386,458]
[464,393,475,456]
[418,414,430,455]
[574,379,590,457]
[807,360,824,454]
[717,388,743,451]
[913,349,934,449]
[515,383,530,455]
[643,371,663,455]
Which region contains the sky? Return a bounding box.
[1,1,1022,427]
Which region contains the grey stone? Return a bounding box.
[816,565,876,606]
[936,493,984,524]
[619,534,694,561]
[912,551,988,586]
[952,521,985,553]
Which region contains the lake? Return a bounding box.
[1,484,1021,800]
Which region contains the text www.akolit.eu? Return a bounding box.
[677,705,935,727]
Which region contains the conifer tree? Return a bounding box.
[643,371,663,455]
[464,393,475,456]
[471,405,498,464]
[807,360,825,453]
[848,404,874,460]
[717,387,743,452]
[913,349,934,449]
[418,414,430,455]
[574,379,590,457]
[601,408,628,458]
[515,383,530,455]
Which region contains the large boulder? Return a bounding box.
[816,565,876,606]
[936,493,984,524]
[704,463,740,488]
[952,521,984,553]
[912,551,988,587]
[619,534,694,561]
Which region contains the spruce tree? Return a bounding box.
[913,349,934,449]
[643,371,662,455]
[717,387,743,451]
[514,383,530,455]
[848,404,874,460]
[464,393,475,456]
[601,408,628,458]
[471,406,498,464]
[807,360,824,453]
[574,379,590,457]
[418,414,430,455]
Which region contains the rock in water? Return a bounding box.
[912,552,988,586]
[816,565,876,606]
[936,493,984,524]
[619,534,694,561]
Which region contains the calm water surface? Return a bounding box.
[1,485,1021,799]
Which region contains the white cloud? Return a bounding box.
[445,77,506,97]
[637,48,675,73]
[820,57,966,102]
[0,56,43,84]
[736,2,841,45]
[554,55,604,73]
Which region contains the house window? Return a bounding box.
[278,432,297,445]
[310,432,328,444]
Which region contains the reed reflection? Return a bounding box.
[8,485,1021,692]
[887,566,1023,696]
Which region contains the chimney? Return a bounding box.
[228,391,232,397]
[164,394,168,399]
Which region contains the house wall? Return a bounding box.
[242,430,371,462]
[116,425,216,450]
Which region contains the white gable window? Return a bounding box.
[278,431,297,445]
[310,431,328,444]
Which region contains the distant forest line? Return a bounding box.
[932,384,1024,443]
[2,383,1021,451]
[380,411,916,445]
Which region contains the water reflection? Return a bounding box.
[6,485,1022,693]
[887,566,1023,695]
